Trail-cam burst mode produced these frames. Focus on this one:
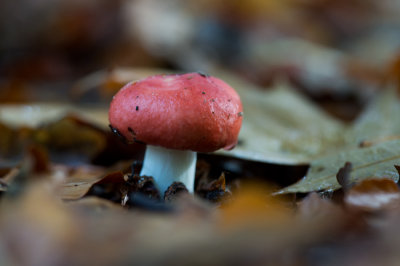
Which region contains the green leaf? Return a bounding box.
[216,76,346,164]
[346,88,400,145]
[277,139,400,194]
[278,88,400,193]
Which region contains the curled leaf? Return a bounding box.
[336,162,352,191]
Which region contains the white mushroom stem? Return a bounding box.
[140,145,196,194]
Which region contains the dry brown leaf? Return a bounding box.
[0,104,108,129]
[296,192,348,235]
[0,182,80,266]
[59,166,106,200]
[0,168,19,192]
[219,183,291,230]
[27,145,50,174]
[34,116,106,156]
[0,179,367,266]
[297,192,343,220]
[344,178,400,212]
[66,196,125,212]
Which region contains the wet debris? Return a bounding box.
[196,173,231,203]
[87,163,161,207]
[164,182,189,203]
[127,192,174,212]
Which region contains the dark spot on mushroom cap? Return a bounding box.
[136,106,139,111]
[202,91,206,95]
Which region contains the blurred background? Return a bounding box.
[1,0,400,111]
[2,0,400,168]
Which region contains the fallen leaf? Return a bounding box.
[344,178,400,212]
[59,166,106,200]
[0,103,108,129]
[0,182,79,266]
[8,68,397,182]
[65,196,124,212]
[296,192,347,233]
[1,68,350,165]
[279,88,400,193]
[86,171,128,204]
[359,135,400,148]
[278,139,400,193]
[346,88,400,146]
[73,67,348,164]
[27,145,50,174]
[219,183,291,230]
[0,168,19,192]
[217,77,347,164]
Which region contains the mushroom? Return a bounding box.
[109,72,243,194]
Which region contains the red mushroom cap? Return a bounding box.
[109,72,243,153]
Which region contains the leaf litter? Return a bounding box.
[69,68,400,194]
[278,139,400,193]
[1,68,349,165]
[1,69,400,265]
[3,1,400,264]
[280,88,400,193]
